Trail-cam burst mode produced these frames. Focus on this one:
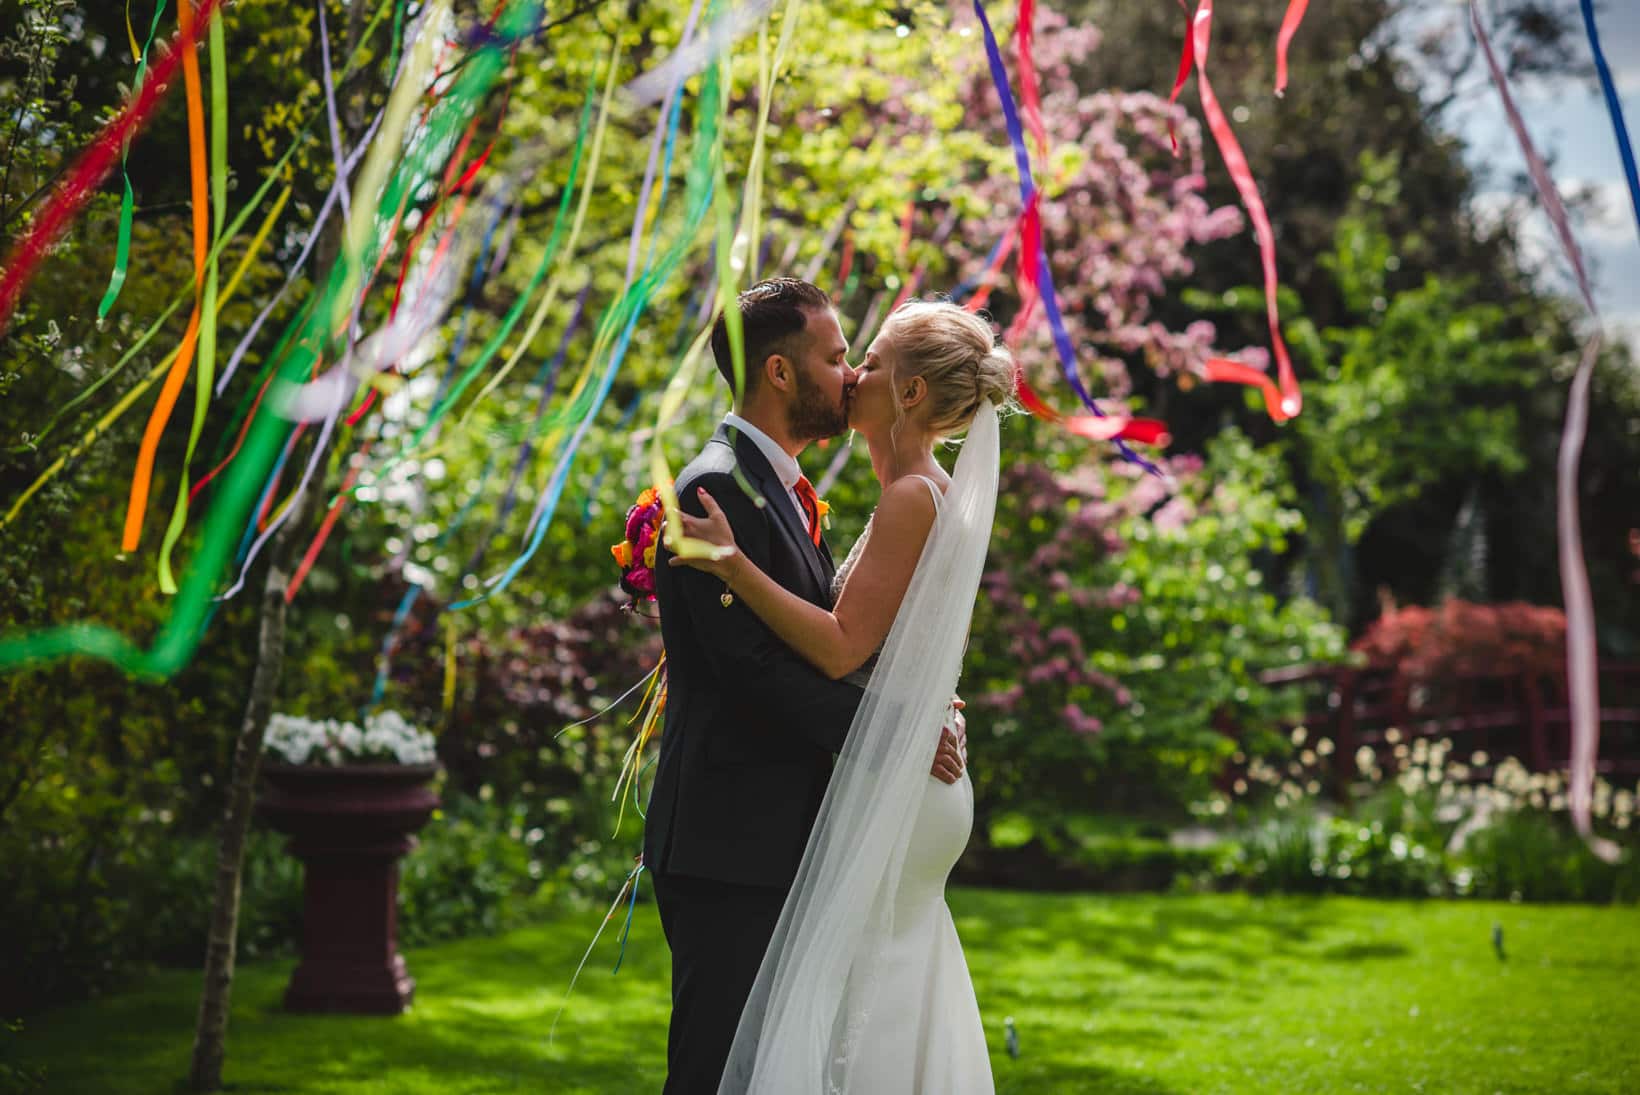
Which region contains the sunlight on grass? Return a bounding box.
[15,890,1638,1093]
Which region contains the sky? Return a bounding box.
[1444,1,1640,354]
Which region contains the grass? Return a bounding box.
[13,889,1639,1093]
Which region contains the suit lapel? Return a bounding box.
[716,424,831,600]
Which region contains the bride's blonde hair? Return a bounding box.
[879,300,1014,437]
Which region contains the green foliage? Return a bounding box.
[966,421,1345,844]
[398,795,544,945]
[1285,155,1539,544]
[1459,810,1640,904]
[1222,785,1639,904]
[0,814,300,1014]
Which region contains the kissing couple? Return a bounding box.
[644,276,1010,1093]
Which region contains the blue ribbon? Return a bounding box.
[970,0,1160,477]
[1580,0,1640,244]
[451,51,722,610]
[365,454,496,712]
[459,285,589,580]
[611,860,645,974]
[581,391,645,525]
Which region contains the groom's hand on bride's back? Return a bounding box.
[930,701,966,785]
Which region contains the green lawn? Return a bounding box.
[14,890,1639,1093]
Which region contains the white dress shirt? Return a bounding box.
[722,412,814,537]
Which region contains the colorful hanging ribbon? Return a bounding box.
[96,0,170,320]
[1274,0,1311,97]
[120,0,217,556]
[154,4,234,593]
[971,0,1167,470]
[0,0,227,335]
[1579,0,1640,243]
[1183,0,1301,421]
[1471,0,1616,863]
[0,0,521,677]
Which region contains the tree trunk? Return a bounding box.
[186,491,308,1090]
[187,2,374,1085]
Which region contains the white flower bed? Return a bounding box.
[264,710,437,766]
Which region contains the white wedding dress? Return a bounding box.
[825,482,992,1093]
[720,404,1001,1095]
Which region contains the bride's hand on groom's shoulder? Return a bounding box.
[665,487,743,581]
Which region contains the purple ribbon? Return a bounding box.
[970,0,1160,477]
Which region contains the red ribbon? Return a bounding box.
[1188,0,1301,421]
[0,0,227,334]
[1015,0,1049,161]
[1275,0,1312,97]
[1166,1,1195,154]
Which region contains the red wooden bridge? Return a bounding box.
[1256,660,1640,783]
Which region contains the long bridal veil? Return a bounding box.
[719,399,1001,1095]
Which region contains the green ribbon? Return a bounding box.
[96,0,169,320]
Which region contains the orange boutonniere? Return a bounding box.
[814,495,830,529]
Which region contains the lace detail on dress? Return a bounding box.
[830,476,944,688]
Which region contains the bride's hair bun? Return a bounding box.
[880,300,1015,436]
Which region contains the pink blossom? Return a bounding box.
[1062,703,1103,736]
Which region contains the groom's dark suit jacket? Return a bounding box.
[644,424,864,891]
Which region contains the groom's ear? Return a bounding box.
[764,352,794,394]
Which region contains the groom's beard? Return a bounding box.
[787,367,850,442]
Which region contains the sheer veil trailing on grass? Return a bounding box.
[719,400,1001,1094]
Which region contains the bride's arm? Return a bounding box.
[669,477,938,680]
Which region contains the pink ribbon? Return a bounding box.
[1471,0,1615,861]
[1275,0,1311,97]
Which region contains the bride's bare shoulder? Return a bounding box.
[865,476,940,544]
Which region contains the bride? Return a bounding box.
[670,299,1009,1094]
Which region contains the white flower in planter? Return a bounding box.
[264,711,437,767]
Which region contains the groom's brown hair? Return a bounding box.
[711,277,832,397]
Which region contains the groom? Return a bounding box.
[646,277,966,1094]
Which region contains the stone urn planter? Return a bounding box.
[258,762,440,1014]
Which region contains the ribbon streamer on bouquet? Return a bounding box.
[611,654,667,837]
[1471,0,1616,862]
[554,665,665,741]
[548,855,647,1046]
[1579,0,1640,243]
[0,0,227,335]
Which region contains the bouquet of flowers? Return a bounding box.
[610,486,666,601]
[264,710,438,766]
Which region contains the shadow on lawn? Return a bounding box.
[20,890,1423,1094]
